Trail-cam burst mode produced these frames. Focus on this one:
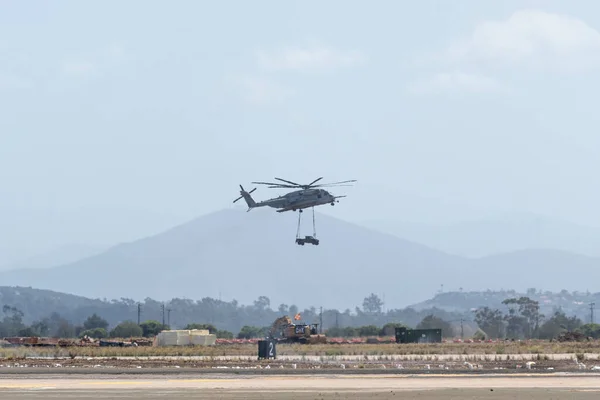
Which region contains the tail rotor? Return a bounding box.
[233,185,258,212]
[233,185,256,203]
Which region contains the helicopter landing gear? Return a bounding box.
[295,207,319,246]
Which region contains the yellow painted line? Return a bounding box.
[262,376,306,380]
[80,381,150,386]
[166,379,237,383]
[0,384,56,389]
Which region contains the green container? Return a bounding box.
[395,327,442,343]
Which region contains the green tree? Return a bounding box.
[326,327,354,337]
[55,319,76,338]
[0,306,26,337]
[380,322,407,337]
[237,325,267,339]
[417,315,454,338]
[216,330,234,339]
[31,318,50,337]
[502,297,544,338]
[83,313,109,331]
[578,323,600,339]
[110,321,143,338]
[140,320,168,337]
[253,296,271,311]
[538,309,582,339]
[18,327,38,337]
[362,293,383,314]
[278,304,289,314]
[357,325,380,336]
[30,319,50,337]
[474,307,505,339]
[79,328,108,339]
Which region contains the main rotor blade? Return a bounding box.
[314,184,354,187]
[267,185,297,188]
[313,180,357,187]
[233,196,243,203]
[274,177,301,186]
[306,177,323,187]
[251,181,288,186]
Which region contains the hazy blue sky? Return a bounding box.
[3,0,600,264]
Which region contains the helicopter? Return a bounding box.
[232,177,356,213]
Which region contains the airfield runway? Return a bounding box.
[2,373,600,399]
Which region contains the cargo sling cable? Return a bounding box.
[295,207,318,245]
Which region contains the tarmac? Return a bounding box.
[2,372,600,399]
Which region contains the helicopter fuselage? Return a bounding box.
[234,177,354,213]
[257,188,336,212]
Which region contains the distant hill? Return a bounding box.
[0,243,106,271]
[0,286,108,325]
[0,286,467,334]
[2,209,600,310]
[1,286,597,335]
[0,208,466,309]
[409,286,599,320]
[362,215,600,258]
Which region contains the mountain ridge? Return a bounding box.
[2,208,600,310]
[362,215,600,258]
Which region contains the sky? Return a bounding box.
[3,0,600,265]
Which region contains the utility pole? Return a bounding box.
[319,306,323,334]
[167,308,172,327]
[590,302,595,324]
[335,311,339,329]
[137,303,141,325]
[161,304,165,326]
[460,318,464,340]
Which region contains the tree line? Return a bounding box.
[0,292,466,339]
[3,290,598,341]
[474,296,600,339]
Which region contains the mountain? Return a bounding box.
[408,287,598,319]
[0,286,108,325]
[0,243,107,271]
[3,208,600,310]
[0,208,467,309]
[361,215,600,258]
[466,249,600,294]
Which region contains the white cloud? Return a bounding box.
[409,9,600,96]
[256,45,366,72]
[408,72,509,95]
[234,76,295,105]
[445,9,600,72]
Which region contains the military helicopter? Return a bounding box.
[232,177,356,213]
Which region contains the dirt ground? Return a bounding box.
[0,356,596,373]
